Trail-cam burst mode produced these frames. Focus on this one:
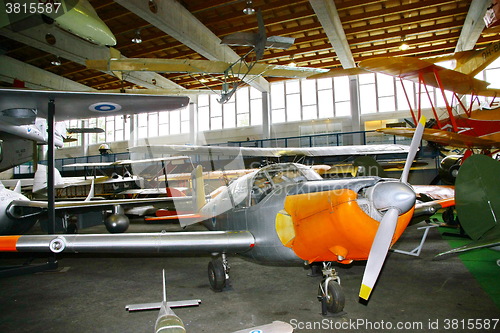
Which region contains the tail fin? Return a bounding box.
[162,269,167,303]
[32,164,47,194]
[191,165,206,212]
[85,180,95,201]
[13,180,22,194]
[33,165,65,194]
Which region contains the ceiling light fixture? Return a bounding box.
[399,35,409,51]
[243,0,255,15]
[288,55,297,67]
[51,56,61,66]
[132,29,142,44]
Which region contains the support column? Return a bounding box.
[130,114,137,147]
[81,119,88,157]
[349,75,363,145]
[261,92,271,140]
[189,99,198,145]
[47,99,55,234]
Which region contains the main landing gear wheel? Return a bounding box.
[319,280,345,314]
[317,262,345,314]
[208,254,229,292]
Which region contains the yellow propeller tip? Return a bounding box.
[418,116,427,126]
[359,284,372,300]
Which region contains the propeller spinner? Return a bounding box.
[359,117,426,300]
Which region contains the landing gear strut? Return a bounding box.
[317,262,345,314]
[208,253,230,292]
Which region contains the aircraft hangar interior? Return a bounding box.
[0,0,499,332]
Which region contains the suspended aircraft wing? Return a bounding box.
[378,127,500,149]
[0,89,190,121]
[86,58,328,79]
[358,57,500,97]
[63,156,191,168]
[129,143,410,157]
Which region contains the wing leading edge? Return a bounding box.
[0,231,255,254]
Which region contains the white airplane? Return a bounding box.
[0,88,189,173]
[0,111,97,149]
[0,176,194,235]
[1,0,116,46]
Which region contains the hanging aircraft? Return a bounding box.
[0,110,103,149]
[0,117,456,314]
[0,88,190,233]
[85,9,328,103]
[1,0,116,46]
[0,87,188,174]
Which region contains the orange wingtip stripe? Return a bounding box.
[434,198,455,208]
[0,236,21,252]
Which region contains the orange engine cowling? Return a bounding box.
[276,188,414,264]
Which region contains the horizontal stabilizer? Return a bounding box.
[221,33,294,50]
[66,127,104,134]
[434,225,500,260]
[126,299,202,312]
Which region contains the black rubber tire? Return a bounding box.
[208,259,226,292]
[318,280,345,313]
[442,207,457,225]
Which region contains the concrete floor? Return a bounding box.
[0,220,498,333]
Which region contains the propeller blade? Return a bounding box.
[400,116,426,183]
[359,207,399,300]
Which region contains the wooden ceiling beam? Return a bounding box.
[310,0,355,68]
[339,0,464,24]
[345,7,467,35]
[455,0,489,52]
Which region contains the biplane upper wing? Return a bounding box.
[378,127,500,149]
[129,143,410,157]
[358,57,500,97]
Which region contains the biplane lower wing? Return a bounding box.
[129,143,410,157]
[378,127,500,149]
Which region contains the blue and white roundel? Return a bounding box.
[89,102,122,113]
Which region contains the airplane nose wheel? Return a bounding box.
[317,262,345,315]
[208,253,230,292]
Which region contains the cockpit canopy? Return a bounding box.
[228,163,322,207]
